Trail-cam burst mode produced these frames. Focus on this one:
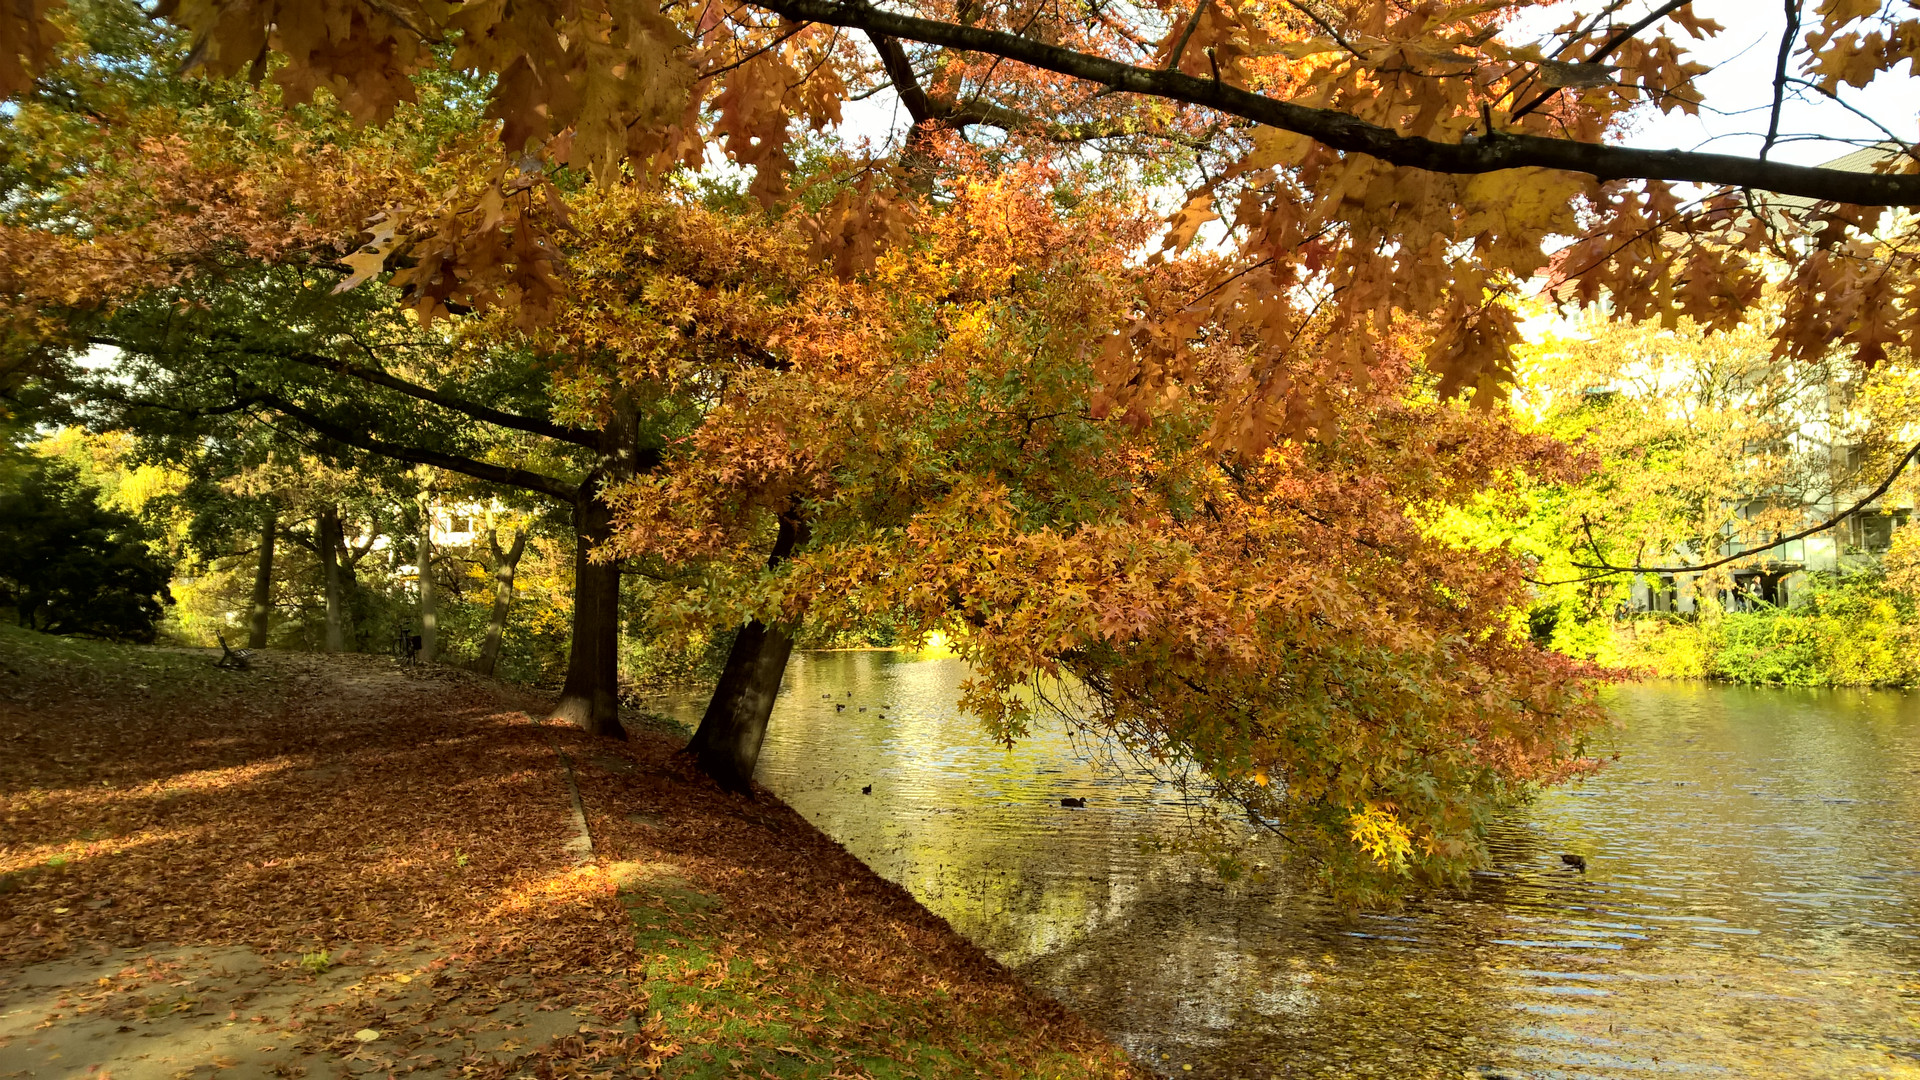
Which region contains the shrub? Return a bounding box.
[1587,572,1918,687]
[0,460,174,642]
[1705,574,1914,687]
[1710,611,1831,686]
[1614,618,1711,678]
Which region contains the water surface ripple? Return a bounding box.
[652,653,1920,1078]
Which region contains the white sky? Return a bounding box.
[834,0,1917,165]
[1572,0,1916,164]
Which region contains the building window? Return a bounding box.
[1649,576,1678,613]
[1847,512,1896,553]
[1864,514,1894,552]
[448,514,472,535]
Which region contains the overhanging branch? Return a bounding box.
[865,31,939,124]
[257,391,583,503]
[763,0,1920,205]
[1572,440,1920,577]
[280,351,599,448]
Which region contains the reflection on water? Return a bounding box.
[650,651,1920,1079]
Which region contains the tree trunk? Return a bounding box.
[684,512,809,792]
[685,618,799,793]
[479,527,528,677]
[318,505,345,654]
[247,508,277,649]
[551,492,626,738]
[417,485,437,664]
[334,529,377,652]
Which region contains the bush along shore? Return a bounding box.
[1543,574,1920,689]
[0,623,1141,1079]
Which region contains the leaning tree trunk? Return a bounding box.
[684,512,810,792]
[318,504,346,654]
[478,526,528,678]
[416,485,437,664]
[246,507,277,649]
[550,491,626,739]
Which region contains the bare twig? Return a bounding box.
[1509,0,1697,122]
[1760,0,1802,161]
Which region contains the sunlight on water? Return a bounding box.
[650,652,1920,1079]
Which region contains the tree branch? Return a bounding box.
[255,391,583,503]
[865,30,939,124]
[278,351,599,448]
[1165,0,1208,71]
[1573,440,1920,576]
[760,0,1920,204]
[943,95,1222,148]
[1761,0,1802,161]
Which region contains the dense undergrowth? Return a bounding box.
[1543,574,1920,688]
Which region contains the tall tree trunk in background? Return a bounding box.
[318,504,345,654]
[551,488,625,738]
[479,526,528,677]
[246,507,277,649]
[335,530,377,652]
[685,512,810,793]
[417,483,437,664]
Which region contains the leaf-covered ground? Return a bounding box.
[0,624,1140,1078]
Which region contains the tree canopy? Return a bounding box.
[7,0,1913,448]
[4,0,1913,898]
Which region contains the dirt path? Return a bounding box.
[0,630,1139,1079]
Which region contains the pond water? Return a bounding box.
[650,650,1920,1079]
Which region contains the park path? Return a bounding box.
[0,635,1137,1079]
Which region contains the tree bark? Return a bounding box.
[550,490,626,738]
[334,528,374,651]
[684,512,810,793]
[247,507,277,649]
[417,483,437,664]
[764,0,1920,206]
[318,504,345,654]
[479,526,528,677]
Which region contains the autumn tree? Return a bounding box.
[50,259,676,733]
[7,0,1919,890]
[562,170,1604,897]
[0,6,655,733]
[8,0,1907,445]
[1476,306,1919,655]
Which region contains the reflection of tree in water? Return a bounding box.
[740,652,1920,1079]
[1013,866,1529,1080]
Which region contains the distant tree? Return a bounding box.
[1505,310,1919,607]
[0,459,174,641]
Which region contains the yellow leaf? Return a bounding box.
[335,217,401,294]
[1161,193,1219,252]
[476,184,505,234]
[1247,126,1314,170]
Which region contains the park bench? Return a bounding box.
[214,634,252,670]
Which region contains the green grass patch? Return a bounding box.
[613,864,1082,1080]
[0,620,234,698]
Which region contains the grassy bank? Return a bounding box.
[0,623,1139,1078]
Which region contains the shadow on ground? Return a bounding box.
[0,627,1137,1079]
